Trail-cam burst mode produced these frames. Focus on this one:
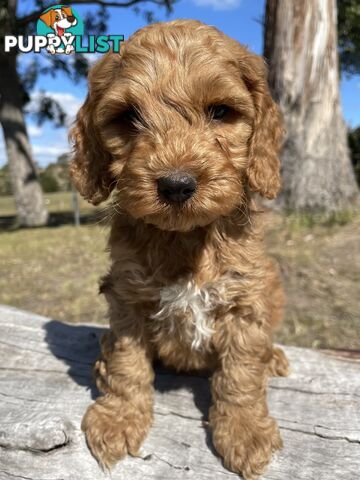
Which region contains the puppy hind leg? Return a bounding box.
[267,346,290,377]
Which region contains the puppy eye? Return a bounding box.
[208,104,230,121]
[121,106,142,126]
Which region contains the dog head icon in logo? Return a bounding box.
[37,4,84,54]
[40,6,77,36]
[4,5,122,54]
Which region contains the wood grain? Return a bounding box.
[0,305,359,479]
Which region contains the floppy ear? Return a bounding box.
[39,10,54,27]
[69,54,119,205]
[240,51,284,199]
[69,98,113,205]
[62,7,73,16]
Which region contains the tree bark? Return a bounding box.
[264,0,359,213]
[0,2,48,227]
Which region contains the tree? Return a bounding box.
[264,0,359,213]
[0,1,48,226]
[0,0,173,227]
[0,164,12,195]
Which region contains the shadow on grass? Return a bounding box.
[0,211,105,231]
[43,319,212,423]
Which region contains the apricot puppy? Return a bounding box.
[70,19,289,479]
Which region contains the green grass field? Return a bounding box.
[1,192,359,350]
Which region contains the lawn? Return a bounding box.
[0,191,95,217]
[1,192,359,350]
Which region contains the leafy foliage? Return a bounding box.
[39,169,61,192]
[338,0,360,74]
[13,0,175,126]
[0,159,73,195]
[348,126,360,184]
[40,160,73,193]
[30,92,67,127]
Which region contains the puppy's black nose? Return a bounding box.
[68,15,75,22]
[157,173,196,203]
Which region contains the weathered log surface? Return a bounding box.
[0,305,359,480]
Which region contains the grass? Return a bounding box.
[0,192,108,323]
[0,192,359,350]
[0,223,109,324]
[282,209,357,229]
[266,211,360,349]
[0,191,96,216]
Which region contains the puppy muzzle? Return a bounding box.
[157,172,197,204]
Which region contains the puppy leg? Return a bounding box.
[82,325,154,469]
[209,317,282,479]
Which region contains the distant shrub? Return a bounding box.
[39,170,60,192]
[39,162,71,193]
[348,126,360,185]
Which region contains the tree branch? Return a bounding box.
[17,0,172,26]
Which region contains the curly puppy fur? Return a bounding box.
[70,19,290,479]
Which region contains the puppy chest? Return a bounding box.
[150,279,227,350]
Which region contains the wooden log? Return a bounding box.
[0,305,359,479]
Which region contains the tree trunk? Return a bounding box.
[264,0,359,213]
[0,2,48,227]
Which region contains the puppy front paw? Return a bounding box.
[47,44,56,55]
[82,395,153,468]
[209,405,282,480]
[65,44,74,55]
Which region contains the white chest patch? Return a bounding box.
[151,279,228,350]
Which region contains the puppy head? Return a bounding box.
[40,7,76,29]
[70,20,283,231]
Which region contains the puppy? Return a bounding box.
[70,20,289,480]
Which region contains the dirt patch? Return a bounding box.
[267,212,360,349]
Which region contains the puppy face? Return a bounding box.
[40,7,77,32]
[70,20,283,232]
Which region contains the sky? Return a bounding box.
[1,0,359,167]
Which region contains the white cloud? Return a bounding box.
[0,139,68,167]
[84,52,101,65]
[32,145,69,157]
[31,138,71,166]
[0,138,68,167]
[26,91,83,125]
[193,0,241,10]
[28,124,43,137]
[46,92,83,119]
